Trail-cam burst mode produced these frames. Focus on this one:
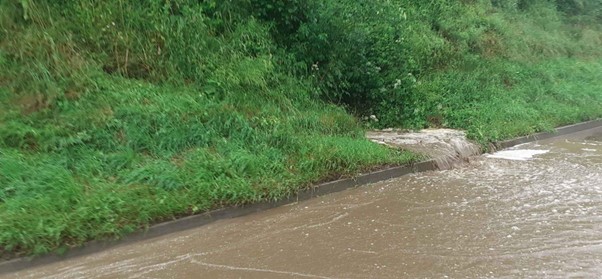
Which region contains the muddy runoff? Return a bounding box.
[5,127,602,278]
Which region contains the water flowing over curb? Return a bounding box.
[367,129,481,170]
[1,119,601,274]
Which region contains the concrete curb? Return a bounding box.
[494,119,602,149]
[0,161,438,274]
[1,119,601,274]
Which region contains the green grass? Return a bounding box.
[413,58,602,144]
[1,0,602,258]
[0,76,416,257]
[293,0,602,136]
[410,4,602,144]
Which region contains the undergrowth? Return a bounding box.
[286,0,602,142]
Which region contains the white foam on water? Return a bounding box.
[487,149,550,161]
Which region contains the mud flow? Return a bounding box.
[5,127,602,279]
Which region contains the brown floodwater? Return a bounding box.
[4,127,602,279]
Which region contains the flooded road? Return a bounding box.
[5,127,602,278]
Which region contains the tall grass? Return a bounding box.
[0,0,416,257]
[0,73,415,257]
[287,0,602,136]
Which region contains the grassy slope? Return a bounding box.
[0,77,414,257]
[0,1,415,257]
[411,4,602,143]
[1,0,601,257]
[294,0,602,142]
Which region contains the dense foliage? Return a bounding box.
[278,0,602,131]
[1,0,601,257]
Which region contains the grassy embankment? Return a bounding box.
[1,0,602,257]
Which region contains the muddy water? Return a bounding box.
[5,128,602,279]
[367,129,481,170]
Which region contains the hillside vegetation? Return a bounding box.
[1,0,601,257]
